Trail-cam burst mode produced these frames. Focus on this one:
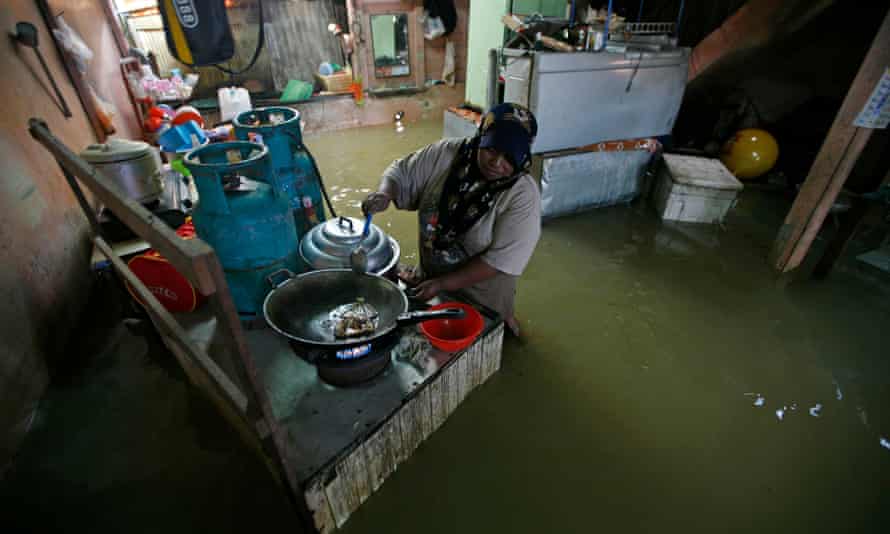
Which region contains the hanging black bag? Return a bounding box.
[158,0,264,75]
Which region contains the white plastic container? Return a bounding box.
[218,87,252,123]
[653,154,743,224]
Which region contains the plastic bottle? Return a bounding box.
[218,87,252,122]
[302,196,319,229]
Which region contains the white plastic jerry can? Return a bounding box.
[218,87,252,123]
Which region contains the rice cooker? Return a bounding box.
[80,139,163,204]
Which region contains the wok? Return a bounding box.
[263,269,463,353]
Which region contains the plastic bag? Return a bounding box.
[88,83,117,135]
[423,14,446,40]
[52,15,93,74]
[442,40,455,86]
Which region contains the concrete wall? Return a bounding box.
[423,0,468,84]
[465,0,509,109]
[0,1,137,471]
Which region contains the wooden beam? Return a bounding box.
[101,0,129,56]
[770,9,890,273]
[688,0,834,81]
[95,236,249,415]
[198,252,316,529]
[28,118,218,295]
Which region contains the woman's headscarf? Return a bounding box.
[432,103,537,249]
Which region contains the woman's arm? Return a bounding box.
[411,257,500,301]
[362,177,399,214]
[363,139,462,214]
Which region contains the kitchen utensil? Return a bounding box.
[14,21,71,118]
[264,269,464,351]
[419,301,484,352]
[349,212,372,273]
[80,139,164,204]
[264,268,464,386]
[300,216,400,277]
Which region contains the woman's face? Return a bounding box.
[477,147,515,180]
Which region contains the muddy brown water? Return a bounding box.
[304,119,890,533]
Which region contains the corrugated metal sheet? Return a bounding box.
[129,15,180,76]
[266,0,346,91]
[125,1,347,95]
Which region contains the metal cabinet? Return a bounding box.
[503,47,690,153]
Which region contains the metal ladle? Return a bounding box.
[13,21,72,118]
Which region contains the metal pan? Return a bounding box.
[263,269,463,350]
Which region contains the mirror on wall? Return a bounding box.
[370,13,410,78]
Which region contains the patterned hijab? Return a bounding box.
[431,103,537,249]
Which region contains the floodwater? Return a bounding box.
[305,119,890,533]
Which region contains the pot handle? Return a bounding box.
[267,268,295,289]
[337,216,354,232]
[396,307,465,325]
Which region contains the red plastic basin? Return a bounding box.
[419,301,484,352]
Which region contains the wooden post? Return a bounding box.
[770,9,890,273]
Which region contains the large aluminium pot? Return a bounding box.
[300,216,400,277]
[80,139,163,204]
[263,269,462,385]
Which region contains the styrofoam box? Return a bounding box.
[653,154,743,224]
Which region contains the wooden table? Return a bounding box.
[178,299,504,532]
[246,307,504,532]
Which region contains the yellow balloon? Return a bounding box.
[720,128,779,179]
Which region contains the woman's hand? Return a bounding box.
[361,191,392,215]
[411,278,444,301]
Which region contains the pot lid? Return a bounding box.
[300,216,398,275]
[81,138,153,163]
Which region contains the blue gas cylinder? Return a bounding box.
[233,107,327,237]
[183,141,299,317]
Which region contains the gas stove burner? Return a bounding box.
[295,330,400,387]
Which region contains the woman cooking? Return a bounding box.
[361,103,541,337]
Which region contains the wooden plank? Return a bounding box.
[363,417,403,493]
[324,442,372,528]
[491,324,504,374]
[443,359,462,416]
[197,252,313,525]
[333,442,371,512]
[454,346,471,405]
[265,0,345,91]
[323,463,356,528]
[771,10,890,272]
[397,383,433,457]
[101,0,129,55]
[429,359,450,432]
[28,119,217,295]
[304,479,337,534]
[295,320,504,531]
[94,236,249,415]
[483,323,505,380]
[467,335,484,391]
